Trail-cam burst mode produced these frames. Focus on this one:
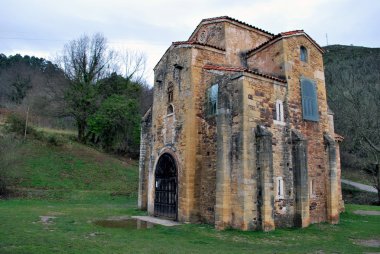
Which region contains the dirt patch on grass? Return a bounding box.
[354,239,380,248]
[354,210,380,216]
[39,216,57,224]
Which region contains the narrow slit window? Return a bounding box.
[276,177,284,199]
[167,82,174,103]
[207,84,218,116]
[275,100,284,122]
[310,179,316,197]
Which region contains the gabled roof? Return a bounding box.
[189,16,274,41]
[203,64,286,83]
[154,40,226,71]
[246,30,324,57]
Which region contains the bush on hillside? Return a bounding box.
[5,113,39,137]
[46,134,66,146]
[0,134,22,196]
[4,113,65,146]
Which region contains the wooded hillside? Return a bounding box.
[323,45,380,184]
[0,48,153,157]
[0,54,70,127]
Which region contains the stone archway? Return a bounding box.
[154,153,178,220]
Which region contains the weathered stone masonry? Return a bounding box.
[139,16,343,231]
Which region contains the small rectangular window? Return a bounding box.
[301,78,319,121]
[207,84,218,115]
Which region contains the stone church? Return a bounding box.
[138,16,344,231]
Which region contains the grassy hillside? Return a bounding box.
[0,118,139,196]
[17,142,136,192]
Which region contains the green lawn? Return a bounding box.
[0,136,380,253]
[1,196,380,253]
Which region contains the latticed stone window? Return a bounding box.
[300,46,308,62]
[207,84,218,115]
[167,82,174,103]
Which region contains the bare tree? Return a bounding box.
[59,33,116,142]
[120,49,147,84]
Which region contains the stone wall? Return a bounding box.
[148,46,194,221]
[189,22,226,49]
[138,108,152,210]
[224,22,271,66]
[282,35,335,224]
[241,74,295,228]
[247,39,286,78]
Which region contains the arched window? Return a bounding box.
[167,104,174,115]
[300,46,308,62]
[275,100,284,122]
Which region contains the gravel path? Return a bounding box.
[132,216,181,226]
[341,179,378,193]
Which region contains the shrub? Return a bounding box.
[5,113,37,137]
[4,113,47,142]
[46,134,65,147]
[0,134,22,196]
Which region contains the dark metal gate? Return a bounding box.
[154,153,177,219]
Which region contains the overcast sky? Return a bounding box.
[1,0,379,84]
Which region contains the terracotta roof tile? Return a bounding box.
[334,133,344,142]
[203,64,246,72]
[199,16,274,36]
[280,30,304,36]
[172,41,225,51]
[245,34,282,56]
[203,64,286,83]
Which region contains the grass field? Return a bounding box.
[1,134,380,253]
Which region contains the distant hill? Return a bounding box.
[0,54,70,127]
[323,45,380,171]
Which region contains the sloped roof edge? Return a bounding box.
[203,64,287,83]
[172,41,225,51]
[189,16,274,41]
[246,30,324,57]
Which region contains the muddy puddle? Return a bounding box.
[94,218,155,229]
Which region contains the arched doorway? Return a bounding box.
[154,153,177,219]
